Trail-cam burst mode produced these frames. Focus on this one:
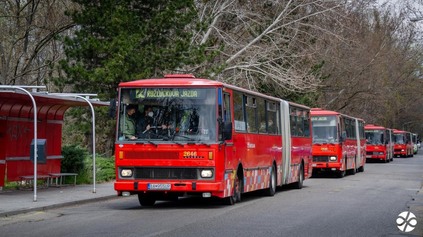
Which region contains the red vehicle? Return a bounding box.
[364,124,394,162]
[310,109,366,177]
[393,129,413,157]
[113,74,313,206]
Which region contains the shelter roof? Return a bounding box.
[0,91,108,120]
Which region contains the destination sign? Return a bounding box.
[311,116,329,121]
[135,89,203,99]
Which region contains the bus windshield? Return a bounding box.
[365,130,384,145]
[311,116,338,144]
[118,88,217,143]
[393,134,405,144]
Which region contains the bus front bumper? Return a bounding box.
[312,162,341,171]
[115,181,224,197]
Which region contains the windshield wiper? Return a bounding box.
[172,134,195,141]
[197,141,211,147]
[147,140,158,147]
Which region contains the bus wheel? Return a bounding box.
[337,169,346,178]
[138,194,156,207]
[225,173,242,205]
[264,166,276,196]
[293,163,304,189]
[358,165,364,172]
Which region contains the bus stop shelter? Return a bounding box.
[0,87,108,194]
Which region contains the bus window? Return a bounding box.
[246,96,257,133]
[258,98,266,133]
[267,101,278,134]
[233,92,246,132]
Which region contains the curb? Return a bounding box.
[0,195,118,218]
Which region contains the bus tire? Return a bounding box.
[138,194,156,207]
[293,163,304,189]
[337,169,346,178]
[225,172,242,205]
[264,165,276,196]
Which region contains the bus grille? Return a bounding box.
[125,151,179,159]
[134,168,197,180]
[313,156,328,162]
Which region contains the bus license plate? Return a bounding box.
[148,183,171,190]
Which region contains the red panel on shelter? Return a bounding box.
[19,105,33,119]
[0,104,13,117]
[0,90,107,187]
[9,104,24,118]
[0,120,6,187]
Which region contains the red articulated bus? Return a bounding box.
[310,108,366,178]
[364,124,394,163]
[393,129,413,157]
[114,74,313,206]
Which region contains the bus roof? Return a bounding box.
[119,74,224,87]
[393,129,409,134]
[118,74,310,110]
[365,124,387,130]
[310,108,364,122]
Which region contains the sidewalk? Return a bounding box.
[408,181,423,236]
[0,182,117,217]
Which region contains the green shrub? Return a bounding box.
[75,154,115,184]
[61,145,86,173]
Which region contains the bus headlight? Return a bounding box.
[121,169,133,177]
[329,156,337,161]
[201,169,213,178]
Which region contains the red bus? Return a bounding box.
[310,108,366,178]
[364,124,394,163]
[393,129,413,157]
[412,133,418,155]
[113,74,312,206]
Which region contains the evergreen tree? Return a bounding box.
[60,0,205,98]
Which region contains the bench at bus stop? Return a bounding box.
[19,173,78,188]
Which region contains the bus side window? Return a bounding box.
[246,96,257,133]
[233,92,245,132]
[303,111,310,137]
[290,108,297,136]
[223,93,231,122]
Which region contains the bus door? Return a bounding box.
[280,100,291,185]
[221,90,235,170]
[354,119,361,171]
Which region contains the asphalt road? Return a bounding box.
[0,153,422,237]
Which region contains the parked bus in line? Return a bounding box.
[113,74,313,206]
[412,133,418,155]
[310,108,366,178]
[364,124,394,163]
[393,129,413,157]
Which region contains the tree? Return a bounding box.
[0,0,75,89]
[313,0,423,134]
[188,0,345,99]
[61,0,209,99]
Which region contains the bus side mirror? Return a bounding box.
[108,99,117,118]
[223,121,232,140]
